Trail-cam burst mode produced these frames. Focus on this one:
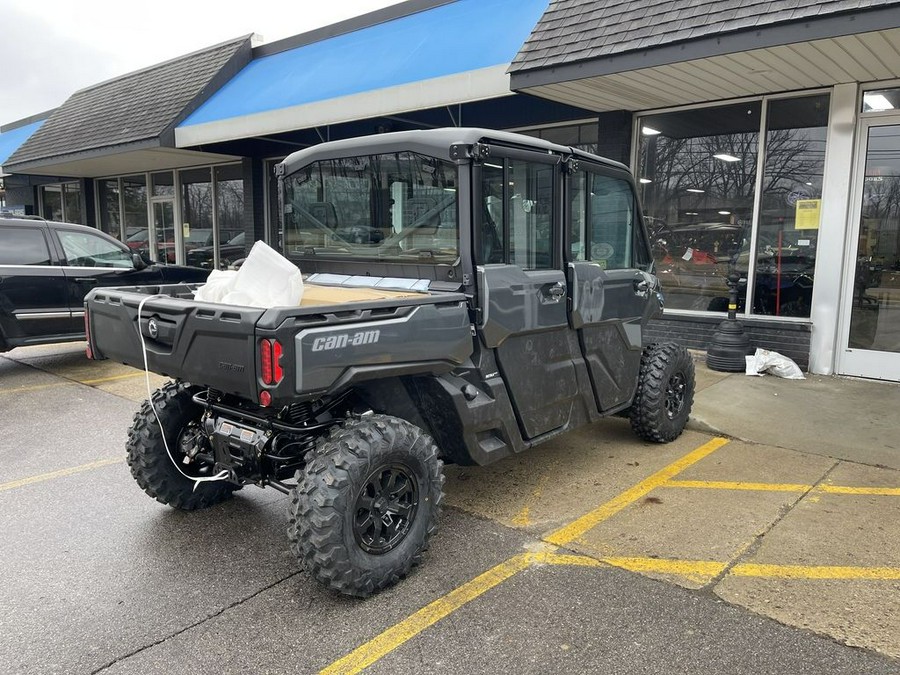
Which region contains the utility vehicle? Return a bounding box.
[85,128,694,597]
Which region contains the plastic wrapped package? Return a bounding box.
[745,348,805,379]
[194,241,304,307]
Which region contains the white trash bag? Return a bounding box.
[745,347,805,379]
[195,241,303,307]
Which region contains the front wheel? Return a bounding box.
[288,414,444,597]
[629,343,695,443]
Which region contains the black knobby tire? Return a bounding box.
[288,414,444,597]
[127,381,237,510]
[630,343,695,443]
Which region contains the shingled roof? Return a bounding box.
[5,35,253,172]
[510,0,900,74]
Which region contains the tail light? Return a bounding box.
[259,338,284,386]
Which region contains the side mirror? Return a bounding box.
[132,253,148,270]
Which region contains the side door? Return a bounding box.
[0,223,71,343]
[476,153,580,440]
[566,165,658,412]
[52,226,162,330]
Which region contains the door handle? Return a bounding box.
[546,281,566,300]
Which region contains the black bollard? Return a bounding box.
[706,272,751,371]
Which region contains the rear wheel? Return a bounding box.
[127,381,237,510]
[288,414,443,597]
[629,343,695,443]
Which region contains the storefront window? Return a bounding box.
[215,164,246,267]
[520,122,599,153]
[180,168,213,264]
[122,175,148,252]
[98,179,121,239]
[639,101,761,312]
[41,185,63,221]
[63,184,82,224]
[151,172,174,198]
[39,182,82,224]
[751,94,829,317]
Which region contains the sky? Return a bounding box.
[0,0,405,128]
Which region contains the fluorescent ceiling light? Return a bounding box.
[639,178,652,184]
[864,94,894,111]
[805,182,813,186]
[641,126,661,135]
[685,212,699,216]
[686,188,705,193]
[484,162,503,169]
[718,210,731,215]
[713,153,740,162]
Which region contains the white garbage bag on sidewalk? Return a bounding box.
[194,241,304,307]
[745,348,805,379]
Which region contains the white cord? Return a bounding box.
[137,294,230,491]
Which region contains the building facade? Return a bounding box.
[1,0,898,381]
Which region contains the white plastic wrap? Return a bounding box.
[194,241,304,307]
[745,348,805,379]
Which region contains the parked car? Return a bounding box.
[0,216,210,352]
[126,227,214,264]
[186,231,247,269]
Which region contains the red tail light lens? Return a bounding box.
[273,340,284,383]
[259,338,284,386]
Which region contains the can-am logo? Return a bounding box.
[311,330,381,352]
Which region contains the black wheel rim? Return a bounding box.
[353,464,419,555]
[665,372,687,419]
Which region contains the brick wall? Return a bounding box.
[645,313,812,369]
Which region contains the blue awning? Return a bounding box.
[176,0,548,146]
[0,120,44,171]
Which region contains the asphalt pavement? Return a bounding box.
[1,343,899,674]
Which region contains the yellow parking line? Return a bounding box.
[543,437,730,546]
[0,458,123,493]
[730,563,900,580]
[320,553,533,675]
[818,485,900,497]
[602,556,726,578]
[667,479,810,492]
[0,381,76,395]
[665,480,900,497]
[79,371,146,385]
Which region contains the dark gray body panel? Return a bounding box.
[86,283,471,405]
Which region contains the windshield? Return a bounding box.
[281,152,458,264]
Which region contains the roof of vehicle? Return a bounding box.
[279,127,630,176]
[0,217,129,243]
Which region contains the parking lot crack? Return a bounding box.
[703,460,842,591]
[89,570,304,674]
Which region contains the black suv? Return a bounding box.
[0,217,210,352]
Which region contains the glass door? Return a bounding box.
[151,200,176,263]
[838,118,900,380]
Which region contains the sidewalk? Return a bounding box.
[689,359,900,471]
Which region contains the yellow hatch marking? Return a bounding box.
[543,437,730,546]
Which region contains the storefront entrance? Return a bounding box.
[839,116,900,380]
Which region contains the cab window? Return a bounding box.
[480,158,554,269]
[569,170,649,271]
[0,226,52,265]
